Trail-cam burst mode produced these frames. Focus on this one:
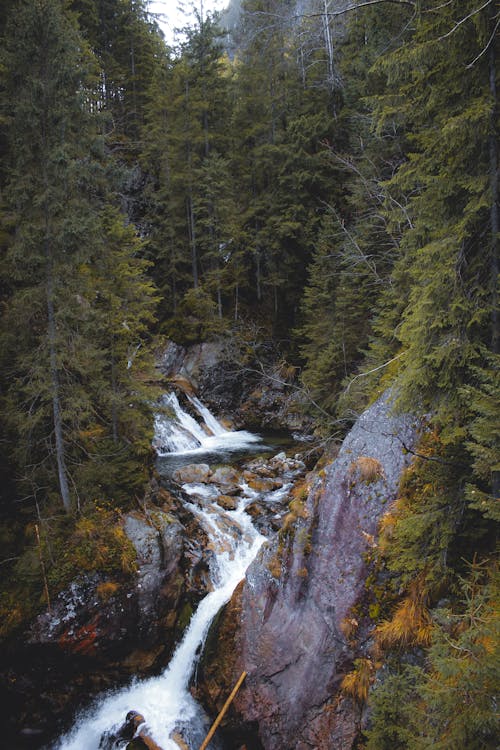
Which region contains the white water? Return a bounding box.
[56,504,264,750]
[154,392,260,456]
[55,398,267,750]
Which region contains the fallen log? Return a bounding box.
[199,671,247,750]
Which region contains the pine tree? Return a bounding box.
[369,0,498,426]
[0,0,157,511]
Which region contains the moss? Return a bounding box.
[0,500,141,642]
[50,505,138,585]
[267,554,283,579]
[176,602,193,633]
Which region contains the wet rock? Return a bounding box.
[197,390,421,749]
[173,463,212,484]
[208,466,242,487]
[243,459,277,478]
[156,339,314,435]
[216,495,239,511]
[246,476,283,493]
[12,496,214,749]
[157,339,228,395]
[245,502,283,534]
[100,710,145,748]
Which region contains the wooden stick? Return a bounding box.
[35,523,51,614]
[199,671,247,750]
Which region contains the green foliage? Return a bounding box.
[378,431,468,589]
[462,350,500,520]
[366,564,499,750]
[413,563,499,750]
[0,0,158,513]
[365,665,420,749]
[162,286,227,344]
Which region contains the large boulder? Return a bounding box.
[196,391,421,749]
[173,463,212,484]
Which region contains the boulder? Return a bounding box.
[196,391,421,749]
[246,476,283,493]
[208,466,242,486]
[216,495,239,511]
[173,463,212,484]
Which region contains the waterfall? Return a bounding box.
[54,397,267,750]
[153,391,260,455]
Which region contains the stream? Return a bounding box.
[54,393,298,750]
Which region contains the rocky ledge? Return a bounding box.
[194,391,421,749]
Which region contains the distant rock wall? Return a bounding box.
[196,391,421,749]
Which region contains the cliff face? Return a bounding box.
[197,392,420,749]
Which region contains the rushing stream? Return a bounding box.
[54,393,288,750]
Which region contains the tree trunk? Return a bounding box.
[488,38,498,355]
[187,193,198,288]
[45,251,71,512]
[489,32,499,500]
[111,340,118,443]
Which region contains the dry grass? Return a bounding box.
[375,580,433,651]
[96,581,120,602]
[348,456,385,484]
[341,658,375,703]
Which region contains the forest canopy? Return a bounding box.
[0,0,498,746]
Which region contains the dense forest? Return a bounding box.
[0,0,498,747]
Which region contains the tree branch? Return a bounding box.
[437,0,495,41]
[344,351,406,392]
[466,17,500,68]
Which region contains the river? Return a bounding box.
[54,392,297,750]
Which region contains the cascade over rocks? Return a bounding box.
[195,391,421,749]
[157,339,314,435]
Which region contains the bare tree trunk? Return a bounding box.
[45,248,71,512]
[489,38,498,355]
[322,0,336,110]
[185,78,199,289]
[256,248,262,302]
[187,194,198,288]
[489,31,499,501]
[111,340,118,443]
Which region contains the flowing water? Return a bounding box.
[54,393,282,750]
[153,392,261,456]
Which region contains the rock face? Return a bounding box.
[196,391,420,749]
[30,506,207,665]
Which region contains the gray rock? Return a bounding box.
[208,390,421,749]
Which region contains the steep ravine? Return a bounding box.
[195,391,420,749]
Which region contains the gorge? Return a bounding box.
[0,1,497,748]
[34,351,417,750]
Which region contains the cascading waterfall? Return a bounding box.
[153,392,260,455]
[54,395,268,750]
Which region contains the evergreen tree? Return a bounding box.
[0,0,156,511]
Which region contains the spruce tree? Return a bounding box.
[1,0,156,511]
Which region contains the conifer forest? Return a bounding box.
[0,1,498,749]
